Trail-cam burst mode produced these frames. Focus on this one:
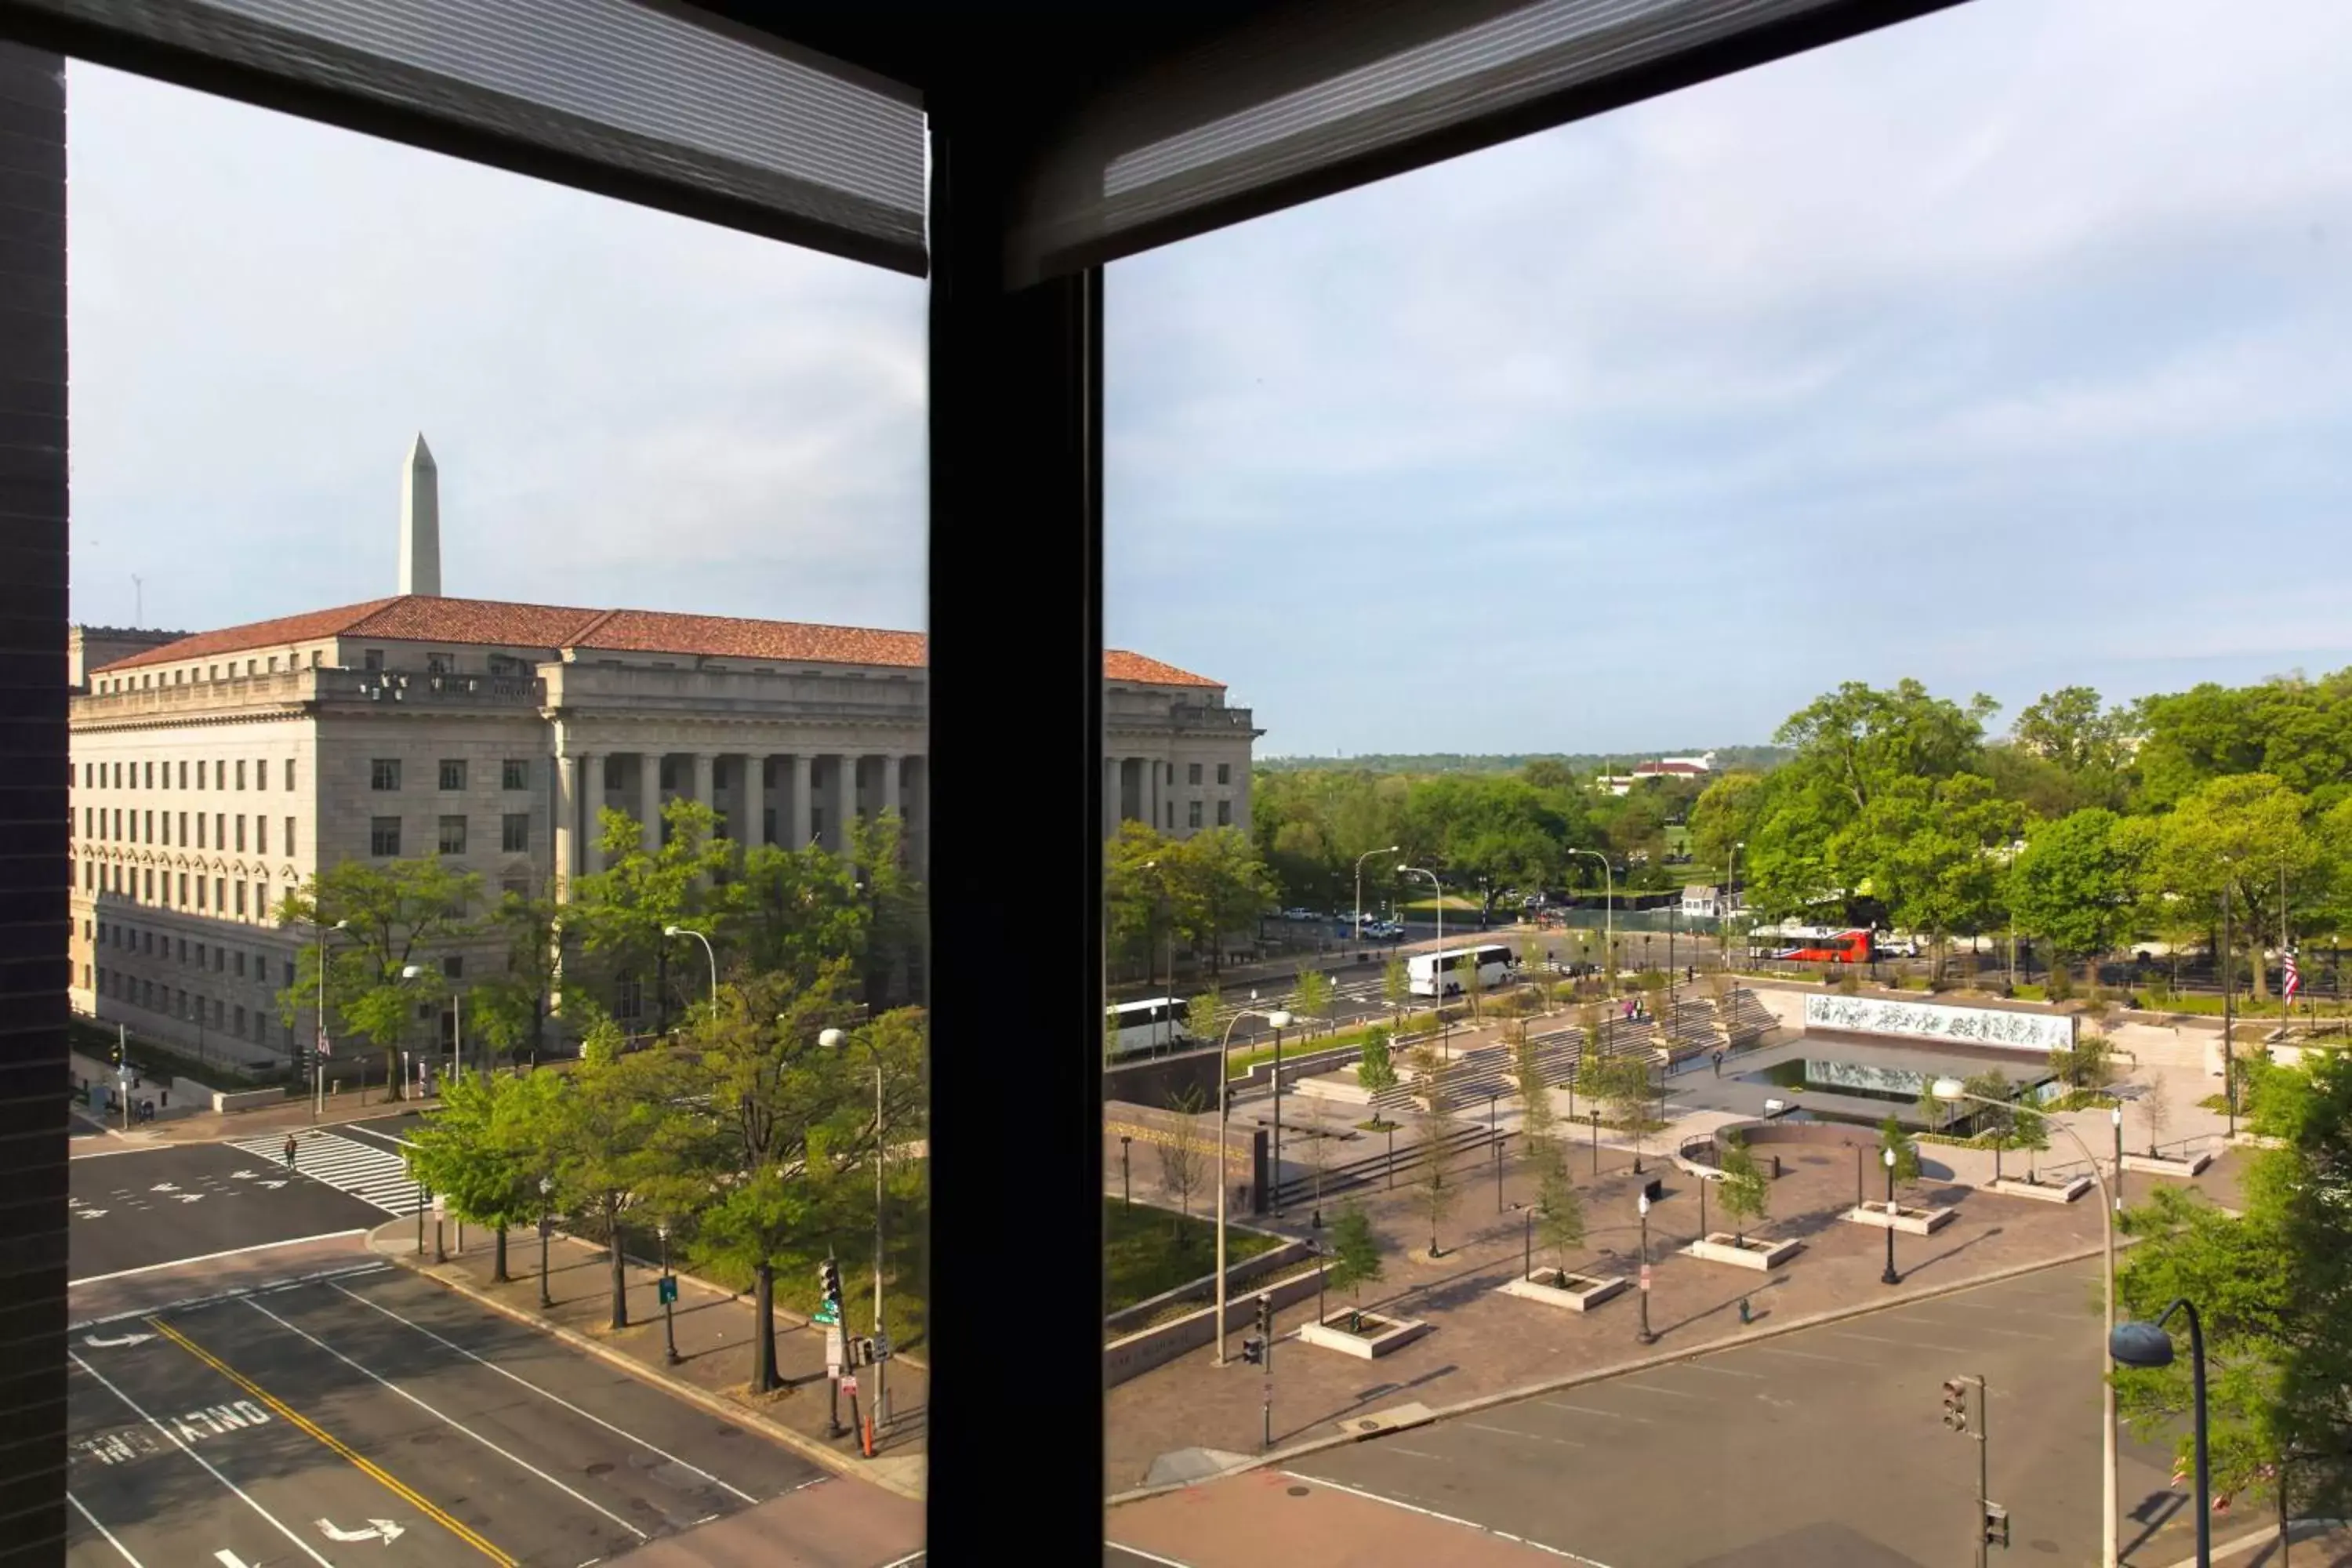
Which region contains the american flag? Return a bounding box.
[2283,948,2301,1006]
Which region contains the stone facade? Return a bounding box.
[69,596,1258,1063]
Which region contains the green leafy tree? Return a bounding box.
[1878,1116,1921,1189]
[2009,809,2143,981]
[1381,956,1411,1024]
[550,1020,702,1330]
[404,1067,563,1282]
[1688,771,1766,879]
[2143,775,2321,1000]
[1849,773,2020,980]
[2140,1069,2174,1156]
[2011,685,2132,775]
[1293,968,1334,1031]
[1533,1142,1583,1279]
[468,887,562,1069]
[1716,1131,1769,1244]
[278,855,482,1100]
[1154,1082,1213,1232]
[1324,1202,1384,1330]
[1189,988,1231,1059]
[1356,1024,1399,1105]
[566,799,735,1032]
[1513,1025,1555,1152]
[1412,1108,1458,1257]
[1963,1069,2020,1181]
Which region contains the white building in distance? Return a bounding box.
[70,437,1258,1064]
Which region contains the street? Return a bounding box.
[71,1141,383,1285]
[65,1265,827,1567]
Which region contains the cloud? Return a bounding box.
[1106,0,2352,753]
[67,64,927,634]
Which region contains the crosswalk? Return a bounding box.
[229,1129,421,1215]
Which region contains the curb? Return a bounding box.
[1109,1238,2111,1507]
[364,1222,925,1502]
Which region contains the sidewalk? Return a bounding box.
[365,1217,927,1500]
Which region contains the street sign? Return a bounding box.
[873,1330,891,1361]
[657,1275,678,1305]
[838,1374,858,1396]
[824,1326,844,1376]
[1639,1264,1653,1292]
[538,1218,553,1238]
[431,1193,446,1218]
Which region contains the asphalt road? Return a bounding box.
[65,1263,828,1568]
[1287,1258,2196,1568]
[70,1142,383,1285]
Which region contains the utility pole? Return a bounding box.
[1943,1374,2000,1567]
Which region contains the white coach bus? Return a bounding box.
[1407,943,1516,998]
[1105,996,1192,1058]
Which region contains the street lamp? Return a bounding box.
[537,1174,554,1308]
[399,964,429,1100]
[314,917,347,1120]
[1214,1005,1294,1364]
[1635,1191,1654,1345]
[664,924,718,1014]
[1879,1145,1900,1285]
[1567,848,1614,996]
[1936,1076,2118,1568]
[2111,1302,2211,1568]
[1354,846,1399,942]
[818,1023,891,1425]
[1396,861,1443,983]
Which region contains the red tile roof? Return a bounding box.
[93,595,1223,688]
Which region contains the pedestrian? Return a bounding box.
[1711,1050,1724,1078]
[282,1133,297,1168]
[1738,1295,1752,1326]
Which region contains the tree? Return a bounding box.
[1293,969,1334,1033]
[2114,1050,2352,1520]
[2141,1069,2174,1156]
[1154,1083,1213,1231]
[1716,1131,1769,1244]
[565,799,735,1032]
[1406,1043,1450,1116]
[1458,939,1487,1020]
[403,1066,562,1283]
[1381,956,1411,1024]
[468,887,562,1069]
[278,855,482,1100]
[1412,1108,1458,1257]
[2009,810,2143,980]
[1513,1025,1555,1152]
[1324,1202,1384,1331]
[2143,775,2321,1000]
[1189,988,1231,1060]
[2049,1033,2114,1091]
[1878,1116,1922,1189]
[1850,773,2020,980]
[2012,685,2131,774]
[1356,1024,1399,1107]
[1963,1069,2020,1181]
[549,1021,701,1330]
[1531,1138,1583,1280]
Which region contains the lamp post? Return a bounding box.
[537,1175,554,1308]
[1120,1134,1133,1207]
[1568,848,1613,996]
[657,1221,681,1365]
[664,924,718,1014]
[1726,840,1744,968]
[314,917,347,1120]
[1214,1006,1293,1365]
[1635,1191,1654,1345]
[819,1023,890,1425]
[1353,845,1399,942]
[1936,1076,2118,1568]
[1590,1107,1602,1174]
[1396,861,1443,1000]
[1880,1146,1900,1285]
[2112,1103,2125,1214]
[398,964,430,1099]
[2111,1302,2210,1568]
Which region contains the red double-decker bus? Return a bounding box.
[1764,925,1874,964]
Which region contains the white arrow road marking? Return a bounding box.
[82,1332,154,1348]
[260,1181,287,1190]
[75,1208,107,1219]
[177,1193,205,1203]
[150,1183,178,1192]
[229,1170,258,1179]
[317,1518,405,1544]
[215,1554,253,1568]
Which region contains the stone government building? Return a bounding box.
[69,437,1259,1064]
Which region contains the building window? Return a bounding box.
[234,1006,246,1040]
[438,815,467,855]
[372,759,401,791]
[235,882,248,916]
[234,816,246,853]
[1217,763,1232,785]
[441,956,463,980]
[617,975,644,1022]
[178,873,187,906]
[196,815,206,850]
[176,938,185,963]
[178,811,187,845]
[364,649,384,671]
[1188,763,1203,785]
[439,759,466,791]
[1188,800,1203,829]
[177,760,186,790]
[284,758,296,790]
[212,998,223,1028]
[371,818,402,857]
[234,950,245,978]
[427,652,454,674]
[1218,800,1233,827]
[502,813,530,853]
[236,760,246,790]
[196,879,206,910]
[1164,802,1174,829]
[285,816,296,857]
[196,760,206,790]
[256,816,268,855]
[502,759,530,791]
[143,869,154,902]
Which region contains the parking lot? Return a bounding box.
[66,1263,830,1567]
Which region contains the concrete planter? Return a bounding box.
[1497,1270,1628,1312]
[1841,1203,1956,1235]
[1298,1310,1431,1359]
[2120,1150,2212,1178]
[1682,1233,1802,1270]
[1988,1174,2092,1203]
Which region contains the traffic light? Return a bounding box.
[818,1258,843,1306]
[1941,1377,1970,1432]
[1240,1337,1264,1366]
[1982,1503,2009,1548]
[1254,1294,1274,1341]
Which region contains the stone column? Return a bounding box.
[640,752,663,852]
[741,753,765,847]
[1146,757,1161,833]
[790,754,814,848]
[881,754,902,825]
[691,751,717,827]
[575,752,601,879]
[553,752,579,892]
[1102,757,1118,836]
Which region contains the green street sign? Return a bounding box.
[657,1275,678,1305]
[811,1305,838,1325]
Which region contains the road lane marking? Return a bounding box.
[1668,1362,1765,1379]
[72,1262,387,1333]
[1461,1421,1586,1447]
[1281,1471,1613,1564]
[1105,1545,1194,1567]
[68,1231,368,1287]
[1538,1400,1656,1424]
[325,1278,759,1503]
[143,1316,514,1566]
[1744,1345,1855,1365]
[66,1492,146,1566]
[1908,1319,2053,1340]
[1820,1328,1976,1355]
[1613,1381,1709,1399]
[67,1352,335,1567]
[240,1296,651,1542]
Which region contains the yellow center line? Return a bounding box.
[145,1315,517,1566]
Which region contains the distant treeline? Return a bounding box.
[1255,745,1793,776]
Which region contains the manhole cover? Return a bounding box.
[1287,1486,1310,1497]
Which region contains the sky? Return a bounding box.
[65,0,2352,757]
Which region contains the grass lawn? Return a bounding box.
[1105,1196,1279,1315]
